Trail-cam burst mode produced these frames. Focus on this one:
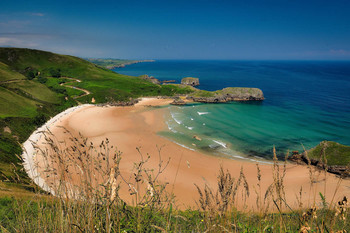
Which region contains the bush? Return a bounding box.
[26,71,35,80]
[49,68,61,78]
[37,76,47,84]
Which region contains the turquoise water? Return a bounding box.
[116,61,350,160]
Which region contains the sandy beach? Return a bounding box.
[23,98,350,211]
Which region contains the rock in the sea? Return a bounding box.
[187,87,264,103]
[181,77,200,86]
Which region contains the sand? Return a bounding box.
[22,98,350,211]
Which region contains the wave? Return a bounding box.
[213,140,227,148]
[197,111,209,115]
[170,112,182,125]
[170,140,195,151]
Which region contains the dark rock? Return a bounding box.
[289,152,350,178]
[170,98,186,105]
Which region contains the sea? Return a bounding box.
[114,60,350,161]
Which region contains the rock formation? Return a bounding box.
[181,77,200,86]
[187,87,264,103]
[139,74,160,85]
[170,98,186,105]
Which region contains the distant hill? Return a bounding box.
[85,58,155,69]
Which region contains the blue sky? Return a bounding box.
[0,0,349,60]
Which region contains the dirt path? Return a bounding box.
[60,77,91,99]
[0,79,23,84]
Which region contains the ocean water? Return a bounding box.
[115,60,350,160]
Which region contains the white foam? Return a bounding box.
[190,118,194,121]
[174,118,182,125]
[187,127,194,130]
[170,112,182,125]
[213,140,227,148]
[166,124,178,133]
[197,111,209,115]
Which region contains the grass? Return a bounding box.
[307,141,350,166]
[0,48,195,104]
[0,87,38,118]
[3,80,60,104]
[0,62,25,82]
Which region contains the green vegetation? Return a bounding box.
[3,80,60,104]
[307,141,350,166]
[0,87,38,118]
[0,62,26,82]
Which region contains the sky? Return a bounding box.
[0,0,350,60]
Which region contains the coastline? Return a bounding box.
[22,98,350,210]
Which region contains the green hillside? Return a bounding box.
[0,87,38,118]
[0,62,26,82]
[0,48,193,103]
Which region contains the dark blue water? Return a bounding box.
[115,60,350,160]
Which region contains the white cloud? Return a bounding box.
[0,37,38,47]
[31,12,45,17]
[329,49,350,56]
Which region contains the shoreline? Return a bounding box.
[22,98,350,210]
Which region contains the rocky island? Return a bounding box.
[140,76,264,104]
[187,87,264,102]
[181,77,200,86]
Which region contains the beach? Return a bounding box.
[23,98,350,210]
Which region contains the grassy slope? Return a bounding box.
[4,80,60,104]
[0,87,39,118]
[0,48,193,103]
[308,141,350,166]
[0,62,26,82]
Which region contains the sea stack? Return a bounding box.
[181,77,200,86]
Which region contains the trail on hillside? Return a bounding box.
[60,77,91,99]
